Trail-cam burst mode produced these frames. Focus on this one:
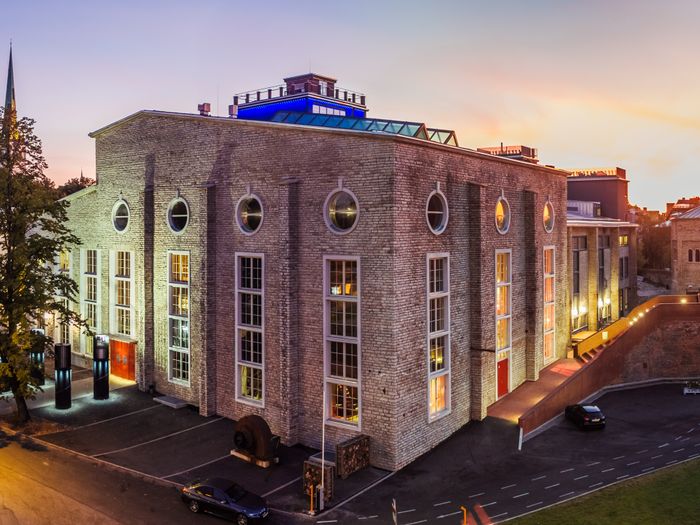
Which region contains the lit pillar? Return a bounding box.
[93,335,110,400]
[29,328,45,386]
[54,343,72,410]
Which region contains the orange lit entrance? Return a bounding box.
[110,340,136,380]
[497,355,509,398]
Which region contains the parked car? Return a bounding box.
[181,477,269,524]
[565,404,606,429]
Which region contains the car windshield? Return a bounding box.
[582,405,600,413]
[225,484,247,501]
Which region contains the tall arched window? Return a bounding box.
[690,249,694,262]
[696,249,700,262]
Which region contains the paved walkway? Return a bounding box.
[487,358,582,423]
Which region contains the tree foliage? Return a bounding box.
[0,106,86,422]
[56,174,95,199]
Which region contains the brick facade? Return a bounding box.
[671,216,700,293]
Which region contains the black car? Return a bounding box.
[565,404,606,429]
[181,477,269,524]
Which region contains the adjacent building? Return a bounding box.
[670,207,700,294]
[55,73,569,471]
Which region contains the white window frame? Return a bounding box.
[109,250,134,339]
[427,253,451,421]
[167,250,191,386]
[543,246,556,365]
[495,249,512,396]
[55,250,72,346]
[80,249,101,356]
[323,255,361,430]
[234,252,265,407]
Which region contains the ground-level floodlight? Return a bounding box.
[54,343,72,410]
[93,335,110,400]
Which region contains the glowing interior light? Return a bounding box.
[604,297,611,306]
[571,307,579,317]
[681,298,688,304]
[580,306,587,315]
[598,298,604,308]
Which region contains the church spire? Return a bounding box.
[5,43,15,112]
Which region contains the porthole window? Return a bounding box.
[426,191,449,234]
[167,198,190,233]
[543,201,555,233]
[112,200,130,233]
[325,189,359,234]
[236,194,263,235]
[495,196,511,234]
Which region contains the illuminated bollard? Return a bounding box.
[54,343,72,410]
[93,335,110,400]
[29,328,46,386]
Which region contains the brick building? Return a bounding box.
[671,207,700,293]
[55,74,569,470]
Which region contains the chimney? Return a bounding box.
[228,104,239,119]
[198,102,211,116]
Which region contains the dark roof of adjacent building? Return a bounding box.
[675,206,700,220]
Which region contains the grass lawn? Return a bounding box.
[509,459,700,525]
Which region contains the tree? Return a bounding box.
[0,106,86,423]
[56,174,95,199]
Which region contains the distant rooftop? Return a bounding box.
[567,167,626,179]
[476,145,538,164]
[675,206,700,220]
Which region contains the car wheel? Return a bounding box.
[188,499,201,514]
[236,514,249,525]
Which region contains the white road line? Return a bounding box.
[560,468,574,473]
[589,482,603,488]
[317,521,337,524]
[398,509,416,514]
[559,491,575,498]
[262,476,302,498]
[687,428,695,434]
[666,460,678,465]
[468,492,485,498]
[689,453,699,459]
[626,461,640,466]
[574,475,589,481]
[694,443,700,447]
[501,484,516,490]
[513,492,529,499]
[531,475,546,481]
[162,453,232,479]
[642,467,655,472]
[636,449,648,454]
[526,501,543,509]
[482,501,497,508]
[358,516,378,520]
[92,417,224,457]
[612,455,625,460]
[68,405,161,431]
[491,512,508,519]
[436,511,461,519]
[544,483,560,490]
[658,443,669,448]
[601,468,615,473]
[673,448,685,453]
[616,474,629,480]
[403,520,427,525]
[675,436,683,441]
[433,501,451,507]
[681,437,690,442]
[651,454,663,460]
[586,461,601,467]
[327,470,397,512]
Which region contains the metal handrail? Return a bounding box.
[233,83,366,106]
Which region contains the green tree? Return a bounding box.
[0,106,86,423]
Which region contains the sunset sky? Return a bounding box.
[3,0,699,210]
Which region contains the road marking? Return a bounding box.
[589,482,603,488]
[666,460,678,465]
[491,512,508,519]
[501,484,516,490]
[616,474,630,480]
[433,501,451,507]
[436,511,461,519]
[642,466,655,472]
[673,448,685,453]
[513,492,529,499]
[559,491,575,498]
[658,443,669,448]
[317,521,337,524]
[681,437,690,442]
[601,468,615,473]
[398,509,416,514]
[687,428,695,434]
[544,483,560,490]
[560,468,574,473]
[325,470,397,512]
[626,461,640,466]
[358,516,378,520]
[689,453,699,459]
[162,453,232,479]
[636,449,648,454]
[92,417,224,457]
[586,461,601,467]
[651,455,663,460]
[526,501,543,509]
[262,476,302,497]
[531,475,546,481]
[481,501,497,508]
[403,520,426,525]
[469,492,485,498]
[694,443,700,447]
[574,475,589,481]
[675,436,683,441]
[67,405,162,431]
[612,455,625,460]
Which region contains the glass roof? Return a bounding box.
[268,111,457,146]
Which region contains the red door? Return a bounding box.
[110,340,136,380]
[497,359,509,398]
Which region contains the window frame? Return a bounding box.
[234,252,265,407]
[110,250,134,339]
[495,248,512,395]
[167,250,191,386]
[167,197,190,235]
[111,199,130,234]
[323,188,360,235]
[495,195,511,235]
[235,194,264,236]
[427,253,451,421]
[425,190,449,235]
[543,201,555,233]
[543,246,556,364]
[80,248,101,356]
[323,255,362,430]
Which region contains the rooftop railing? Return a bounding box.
[233,83,366,107]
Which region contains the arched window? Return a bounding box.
[690,249,695,262]
[495,196,511,234]
[426,190,449,234]
[696,249,700,262]
[543,201,555,233]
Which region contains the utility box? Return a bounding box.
[54,343,72,410]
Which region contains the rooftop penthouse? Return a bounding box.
[476,144,539,164]
[567,167,627,179]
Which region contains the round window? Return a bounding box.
[426,191,448,234]
[112,200,129,233]
[237,195,263,234]
[543,201,555,233]
[168,198,189,233]
[495,196,511,234]
[325,190,358,234]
